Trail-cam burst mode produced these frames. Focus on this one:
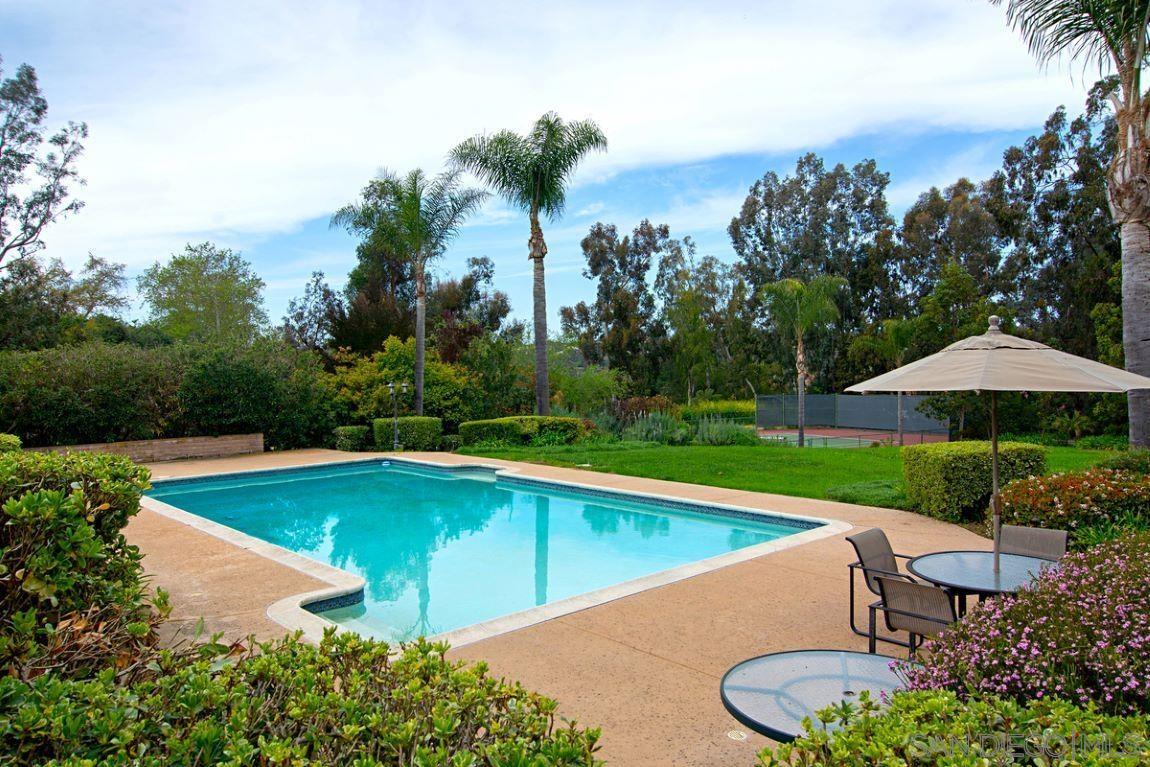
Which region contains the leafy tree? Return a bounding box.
[332,169,486,415]
[848,318,919,444]
[137,242,267,343]
[760,276,847,446]
[452,112,608,415]
[899,179,1003,302]
[427,256,511,363]
[0,58,87,267]
[282,271,343,355]
[990,0,1150,446]
[729,153,898,326]
[560,220,675,390]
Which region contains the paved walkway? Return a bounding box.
[129,449,985,766]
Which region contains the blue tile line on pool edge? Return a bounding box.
[148,457,823,532]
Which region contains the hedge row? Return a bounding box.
[373,416,442,451]
[459,416,588,447]
[332,425,371,452]
[0,341,336,450]
[1,632,602,766]
[760,689,1148,766]
[902,441,1047,522]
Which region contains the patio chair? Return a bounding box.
[845,528,916,650]
[872,575,957,656]
[999,524,1067,561]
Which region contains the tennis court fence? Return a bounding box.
[755,394,949,437]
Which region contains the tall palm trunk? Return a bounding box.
[1121,221,1150,446]
[529,214,550,415]
[795,333,806,448]
[414,261,426,416]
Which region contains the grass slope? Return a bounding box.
[458,442,1112,505]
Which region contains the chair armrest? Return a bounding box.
[848,562,916,582]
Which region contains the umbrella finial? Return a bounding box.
[987,315,1002,333]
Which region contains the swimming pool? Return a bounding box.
[147,460,830,642]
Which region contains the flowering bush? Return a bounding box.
[905,534,1150,715]
[758,690,1149,766]
[1000,468,1150,548]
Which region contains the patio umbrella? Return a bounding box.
[846,315,1150,572]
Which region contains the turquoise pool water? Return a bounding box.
[148,461,817,641]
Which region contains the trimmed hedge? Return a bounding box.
[1000,468,1150,548]
[0,434,19,453]
[459,416,586,447]
[332,425,370,452]
[902,440,1046,521]
[759,689,1148,766]
[373,416,443,451]
[0,631,603,766]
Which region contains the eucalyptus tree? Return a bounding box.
[991,0,1150,445]
[332,169,487,415]
[451,112,608,415]
[760,276,847,447]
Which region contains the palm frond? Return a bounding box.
[991,0,1150,75]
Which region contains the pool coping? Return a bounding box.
[140,455,852,648]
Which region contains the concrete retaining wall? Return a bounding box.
[36,433,264,463]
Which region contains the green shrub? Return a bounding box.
[621,412,692,445]
[373,416,443,451]
[459,416,587,447]
[0,340,335,450]
[679,399,755,422]
[440,434,462,452]
[0,631,603,766]
[327,338,481,431]
[1000,468,1150,548]
[902,440,1047,521]
[0,434,19,453]
[332,425,370,452]
[759,689,1148,766]
[1098,448,1150,474]
[997,431,1066,446]
[906,534,1150,715]
[693,416,760,446]
[1076,434,1128,451]
[0,451,151,542]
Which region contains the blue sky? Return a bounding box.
[1,0,1086,327]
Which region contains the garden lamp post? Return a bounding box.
[388,381,408,450]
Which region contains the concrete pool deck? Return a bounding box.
[129,449,987,767]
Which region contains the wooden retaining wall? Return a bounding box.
[36,433,264,463]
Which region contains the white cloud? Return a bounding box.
[3,0,1083,272]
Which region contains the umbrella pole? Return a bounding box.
[990,391,1001,574]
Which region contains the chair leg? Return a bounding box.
[907,634,918,659]
[868,606,877,654]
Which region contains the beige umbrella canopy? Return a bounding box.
[847,316,1150,571]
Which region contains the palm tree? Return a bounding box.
[761,276,847,447]
[990,0,1150,445]
[331,169,487,415]
[451,113,608,415]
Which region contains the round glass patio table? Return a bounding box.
[720,650,905,743]
[907,550,1049,597]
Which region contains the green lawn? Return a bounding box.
[457,442,1114,507]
